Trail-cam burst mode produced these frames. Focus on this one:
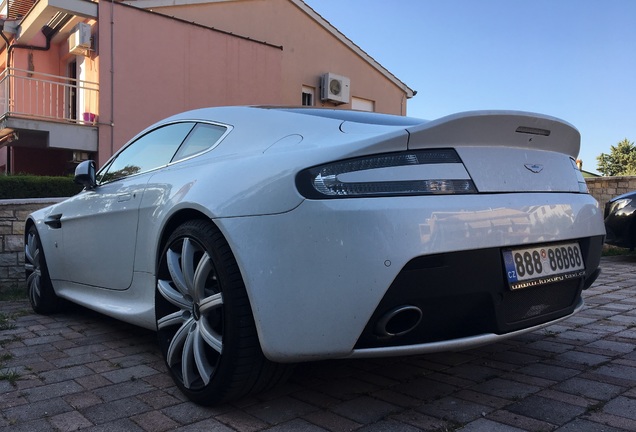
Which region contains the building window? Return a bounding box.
[352,97,375,112]
[302,86,314,106]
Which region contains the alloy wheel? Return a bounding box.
[25,230,43,308]
[157,236,224,389]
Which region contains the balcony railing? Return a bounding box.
[0,67,99,124]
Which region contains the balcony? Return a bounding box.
[0,67,98,151]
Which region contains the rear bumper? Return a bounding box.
[353,236,603,352]
[348,298,585,359]
[218,192,605,362]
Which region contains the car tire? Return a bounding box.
[25,225,60,314]
[155,219,290,405]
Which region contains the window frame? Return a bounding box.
[96,120,232,185]
[171,122,231,164]
[301,85,315,107]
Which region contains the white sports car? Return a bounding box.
[25,107,605,404]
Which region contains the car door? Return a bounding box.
[54,122,196,290]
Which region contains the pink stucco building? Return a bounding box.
[0,0,414,175]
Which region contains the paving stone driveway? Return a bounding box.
[1,255,635,432]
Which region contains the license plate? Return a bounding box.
[502,242,585,290]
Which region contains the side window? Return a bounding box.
[98,123,195,184]
[172,123,227,162]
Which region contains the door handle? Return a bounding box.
[117,193,132,202]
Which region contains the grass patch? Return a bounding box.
[0,313,15,331]
[0,335,21,348]
[601,245,636,257]
[0,288,28,302]
[0,352,19,386]
[0,309,29,331]
[586,401,605,413]
[543,328,558,337]
[0,369,20,386]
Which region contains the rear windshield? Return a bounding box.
[273,108,426,127]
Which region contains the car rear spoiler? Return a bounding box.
[406,111,581,158]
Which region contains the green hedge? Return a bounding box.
[0,175,83,199]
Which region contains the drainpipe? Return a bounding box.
[8,35,52,52]
[0,27,9,50]
[0,19,8,68]
[110,0,115,158]
[7,26,53,66]
[0,24,11,173]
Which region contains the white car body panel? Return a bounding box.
[46,174,147,290]
[218,193,603,361]
[27,106,605,363]
[52,274,157,329]
[457,147,581,193]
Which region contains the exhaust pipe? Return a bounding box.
[375,305,423,337]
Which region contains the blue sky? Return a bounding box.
[306,0,636,174]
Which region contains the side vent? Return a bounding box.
[69,22,92,56]
[321,73,350,104]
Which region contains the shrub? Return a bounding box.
[0,175,83,199]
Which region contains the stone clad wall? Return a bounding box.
[0,199,62,293]
[1,178,635,294]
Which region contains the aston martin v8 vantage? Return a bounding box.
[25,107,605,404]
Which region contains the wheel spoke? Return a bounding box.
[166,248,189,296]
[157,310,186,329]
[27,271,40,294]
[157,279,191,310]
[181,239,197,296]
[25,244,40,271]
[199,318,223,354]
[28,275,40,305]
[32,248,40,272]
[181,328,198,389]
[167,319,193,367]
[193,330,214,385]
[199,292,223,314]
[25,234,35,264]
[192,253,213,301]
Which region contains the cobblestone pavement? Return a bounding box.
[1,256,635,432]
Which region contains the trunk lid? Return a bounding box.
[406,111,585,193]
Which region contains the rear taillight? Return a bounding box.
[296,149,477,199]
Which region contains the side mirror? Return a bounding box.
[74,160,97,189]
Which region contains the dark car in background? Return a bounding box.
[604,191,636,250]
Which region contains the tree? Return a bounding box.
[596,139,636,176]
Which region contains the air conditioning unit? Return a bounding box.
[321,73,350,104]
[68,22,92,55]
